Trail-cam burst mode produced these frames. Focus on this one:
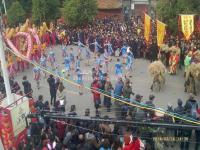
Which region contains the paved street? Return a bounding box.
[11,45,198,150]
[13,45,199,117]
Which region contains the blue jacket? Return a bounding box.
[114,81,124,97]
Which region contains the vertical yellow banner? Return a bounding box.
[181,15,194,40]
[157,20,166,46]
[144,13,151,42]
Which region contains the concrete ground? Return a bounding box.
[12,45,199,150]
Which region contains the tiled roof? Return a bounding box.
[97,0,122,9]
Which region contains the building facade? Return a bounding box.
[96,0,123,20]
[123,0,150,18]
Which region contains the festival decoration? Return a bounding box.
[6,32,33,60]
[157,20,166,47]
[148,61,166,91]
[180,15,194,40]
[144,13,151,43]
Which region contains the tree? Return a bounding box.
[19,0,32,17]
[32,0,60,24]
[63,0,97,26]
[156,0,198,34]
[7,1,25,26]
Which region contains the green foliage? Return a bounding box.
[7,1,25,26]
[156,0,199,34]
[19,0,32,16]
[32,0,60,24]
[63,0,97,26]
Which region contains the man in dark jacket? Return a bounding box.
[145,95,155,119]
[47,75,57,105]
[174,99,184,116]
[149,41,158,62]
[22,76,32,98]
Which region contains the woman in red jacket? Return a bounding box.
[91,78,101,112]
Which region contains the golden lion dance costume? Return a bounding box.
[169,46,180,75]
[185,51,200,95]
[148,61,166,91]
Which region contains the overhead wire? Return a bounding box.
[5,46,200,125]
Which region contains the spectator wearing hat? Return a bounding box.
[184,93,198,119]
[174,99,185,121]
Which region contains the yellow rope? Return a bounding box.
[6,47,200,125]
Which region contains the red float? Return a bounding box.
[0,94,35,150]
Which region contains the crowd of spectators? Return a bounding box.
[2,16,200,150]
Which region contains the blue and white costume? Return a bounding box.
[75,58,81,70]
[64,56,71,71]
[121,46,127,57]
[76,69,83,85]
[115,63,123,77]
[40,55,47,68]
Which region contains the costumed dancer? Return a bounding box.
[76,68,88,95]
[69,48,75,70]
[90,39,102,57]
[33,66,41,89]
[22,50,29,69]
[103,49,110,73]
[78,40,84,59]
[75,56,81,71]
[169,47,180,75]
[16,56,24,72]
[184,51,192,76]
[121,44,127,64]
[115,58,123,78]
[55,64,61,77]
[64,55,71,77]
[85,47,91,66]
[104,42,113,60]
[95,53,103,71]
[40,54,47,78]
[148,61,166,91]
[61,45,67,58]
[51,31,57,46]
[7,53,16,78]
[32,45,40,62]
[126,48,134,78]
[48,51,56,70]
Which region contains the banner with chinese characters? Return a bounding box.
[10,100,29,137]
[144,13,151,42]
[180,15,194,40]
[157,20,166,46]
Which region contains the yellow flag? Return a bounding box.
[181,15,194,40]
[157,20,166,46]
[144,13,151,42]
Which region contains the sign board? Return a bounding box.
[10,100,29,137]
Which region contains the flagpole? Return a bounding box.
[0,4,13,105]
[2,0,7,15]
